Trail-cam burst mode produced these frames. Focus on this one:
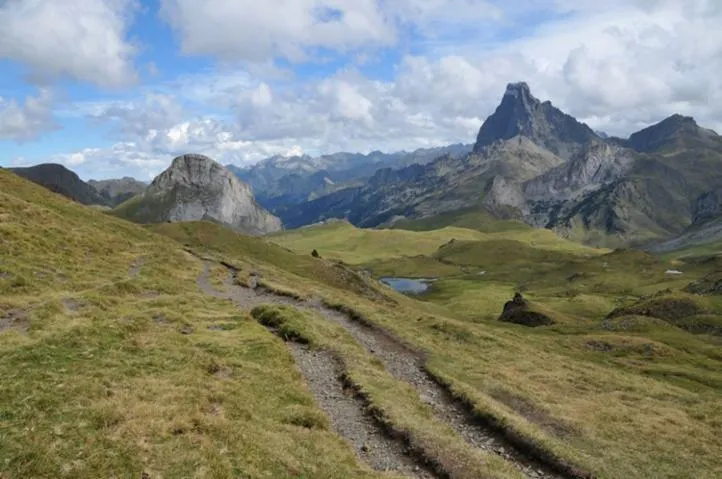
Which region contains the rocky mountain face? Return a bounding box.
[88,177,147,207]
[693,189,722,225]
[282,135,563,228]
[9,164,107,206]
[281,82,722,248]
[626,114,719,153]
[474,82,598,159]
[113,154,282,235]
[229,144,472,214]
[650,188,722,252]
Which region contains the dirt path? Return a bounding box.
[197,260,577,479]
[198,261,435,478]
[289,343,436,478]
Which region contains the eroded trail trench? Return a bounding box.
[197,260,576,479]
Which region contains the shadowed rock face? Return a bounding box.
[474,82,598,159]
[499,292,555,327]
[693,189,722,225]
[10,163,107,206]
[118,154,282,235]
[627,114,716,153]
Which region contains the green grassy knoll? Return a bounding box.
[264,217,722,478]
[0,170,386,479]
[7,162,720,478]
[271,220,603,278]
[390,207,531,234]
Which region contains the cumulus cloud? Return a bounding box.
[90,93,185,138]
[51,144,169,181]
[16,0,722,180]
[0,89,56,141]
[160,0,395,62]
[0,0,137,87]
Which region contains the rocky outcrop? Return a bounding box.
[692,189,722,225]
[499,292,555,327]
[524,142,636,203]
[474,82,598,159]
[88,177,147,207]
[10,163,107,206]
[113,154,282,235]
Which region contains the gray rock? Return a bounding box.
[116,154,282,235]
[692,189,722,225]
[88,177,147,207]
[474,82,599,160]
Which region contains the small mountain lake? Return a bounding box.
[380,277,436,294]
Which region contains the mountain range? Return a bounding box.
[227,144,472,215]
[5,81,722,249]
[275,82,722,248]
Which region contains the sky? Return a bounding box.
[0,0,721,181]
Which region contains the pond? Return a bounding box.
[380,277,436,294]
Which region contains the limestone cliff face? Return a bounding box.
[524,142,636,203]
[115,154,282,235]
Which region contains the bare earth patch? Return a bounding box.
[0,310,29,334]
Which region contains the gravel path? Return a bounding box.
[199,261,435,478]
[197,260,577,479]
[289,343,436,478]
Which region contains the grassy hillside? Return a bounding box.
[390,207,530,234]
[4,168,722,478]
[0,170,388,478]
[270,221,488,263]
[271,217,722,478]
[272,220,602,269]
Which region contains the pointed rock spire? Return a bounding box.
[474,82,598,159]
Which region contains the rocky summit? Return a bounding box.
[474,81,598,159]
[113,154,282,235]
[270,82,722,248]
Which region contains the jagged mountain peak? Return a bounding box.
[503,81,535,100]
[474,82,598,159]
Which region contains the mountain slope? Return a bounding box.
[252,82,722,250]
[88,177,147,207]
[113,154,282,235]
[627,114,720,153]
[281,136,563,228]
[10,163,107,206]
[0,169,392,478]
[229,144,473,212]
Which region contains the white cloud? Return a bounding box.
[91,93,185,138]
[0,89,56,141]
[160,0,395,62]
[0,0,137,87]
[21,0,722,181]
